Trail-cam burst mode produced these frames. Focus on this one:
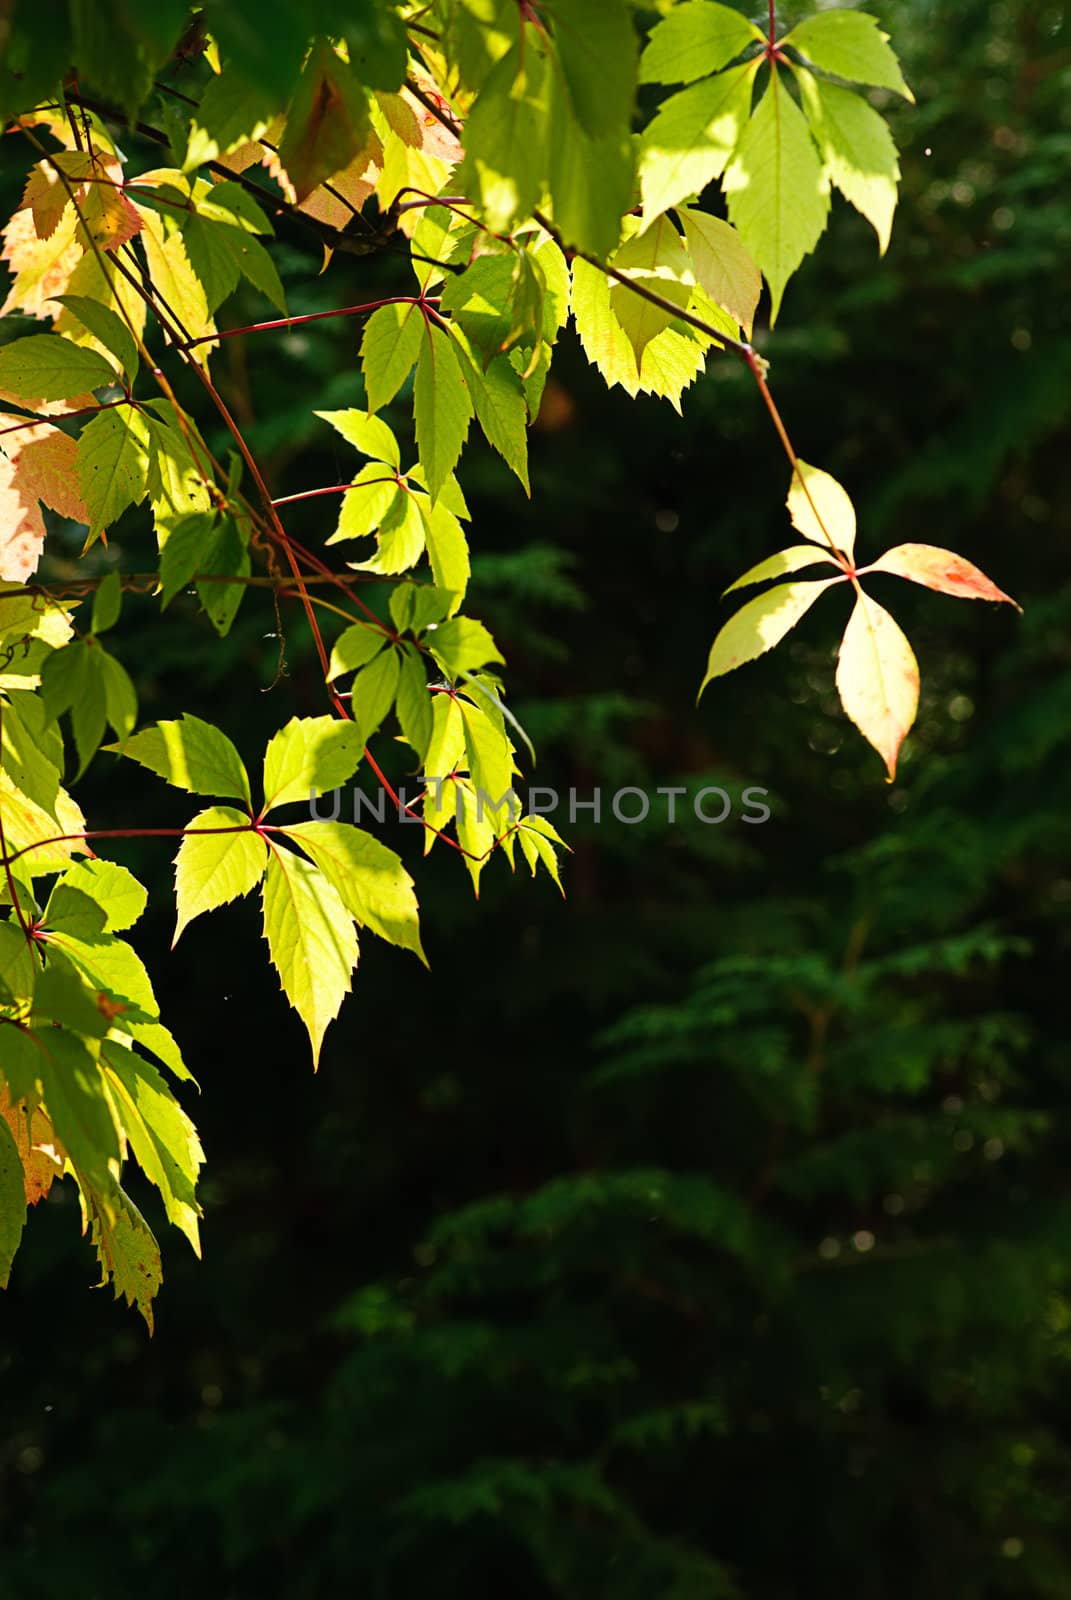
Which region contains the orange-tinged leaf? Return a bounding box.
[79,179,143,253]
[861,543,1021,611]
[0,204,82,319]
[836,589,919,781]
[278,42,373,203]
[0,455,47,580]
[2,417,90,525]
[699,576,840,698]
[18,152,95,240]
[787,460,856,563]
[1,1089,67,1207]
[297,135,383,229]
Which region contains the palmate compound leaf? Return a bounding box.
[569,256,711,413]
[836,589,919,782]
[261,715,364,813]
[262,844,359,1067]
[640,0,764,87]
[787,460,856,564]
[860,544,1021,610]
[281,821,426,964]
[723,67,831,325]
[698,576,842,700]
[106,714,251,805]
[173,806,269,943]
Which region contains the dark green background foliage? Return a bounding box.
[3,2,1070,1594]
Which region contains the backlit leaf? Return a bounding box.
[725,544,840,594]
[862,544,1020,608]
[109,714,251,805]
[262,845,358,1066]
[723,69,831,323]
[414,322,474,503]
[283,820,425,963]
[173,806,268,942]
[699,578,840,697]
[640,59,758,223]
[641,1,763,86]
[261,715,363,812]
[783,10,914,102]
[679,209,761,336]
[796,70,900,253]
[787,461,856,563]
[836,589,919,781]
[0,334,116,402]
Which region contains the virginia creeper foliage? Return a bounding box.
[0,0,1017,1323]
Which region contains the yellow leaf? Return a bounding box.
[836,589,919,782]
[787,460,856,563]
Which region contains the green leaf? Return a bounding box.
[678,209,761,337]
[546,72,634,258]
[46,931,158,1018]
[414,323,474,504]
[327,465,405,546]
[0,333,116,402]
[316,408,400,468]
[0,920,35,1007]
[640,1,763,86]
[76,405,152,537]
[460,700,518,832]
[0,1115,26,1288]
[283,820,425,963]
[451,331,531,493]
[723,69,831,324]
[43,640,136,775]
[346,490,427,575]
[835,590,919,781]
[35,1028,118,1194]
[97,647,137,747]
[91,570,122,636]
[327,623,387,682]
[427,617,505,678]
[395,643,434,763]
[101,1042,202,1252]
[262,846,358,1066]
[725,544,840,594]
[158,512,216,607]
[55,296,139,385]
[361,300,426,412]
[458,44,550,236]
[639,58,758,223]
[698,578,840,697]
[783,10,914,101]
[389,584,455,636]
[277,39,373,202]
[570,257,708,411]
[194,514,250,637]
[419,498,471,609]
[440,254,522,368]
[609,216,694,361]
[173,805,268,943]
[81,1181,162,1333]
[261,715,364,812]
[787,461,857,563]
[110,714,251,805]
[351,647,400,742]
[795,70,900,254]
[517,814,566,891]
[45,859,147,936]
[553,0,638,140]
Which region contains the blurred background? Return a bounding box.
[3,1,1070,1594]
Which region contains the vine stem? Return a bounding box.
[180,296,433,352]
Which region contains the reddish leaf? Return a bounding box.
[861,543,1021,611]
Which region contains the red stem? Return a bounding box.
[181,296,432,351]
